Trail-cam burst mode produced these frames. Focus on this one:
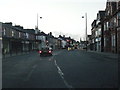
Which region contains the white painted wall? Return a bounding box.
[61,40,67,48]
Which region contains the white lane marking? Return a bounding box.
[24,64,37,81]
[54,59,73,88]
[54,60,64,76]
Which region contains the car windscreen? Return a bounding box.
[41,48,49,50]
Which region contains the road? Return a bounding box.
[2,49,118,88]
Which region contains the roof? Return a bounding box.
[24,29,35,34]
[3,22,26,32]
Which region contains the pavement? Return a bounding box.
[87,50,118,60]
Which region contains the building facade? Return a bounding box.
[117,1,120,54]
[95,11,105,52]
[90,0,120,54]
[91,20,97,51]
[0,22,2,58]
[103,1,118,53]
[2,22,36,56]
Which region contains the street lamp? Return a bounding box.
[36,13,42,30]
[82,13,87,51]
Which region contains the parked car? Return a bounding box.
[38,47,52,56]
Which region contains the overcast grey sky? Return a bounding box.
[0,0,107,41]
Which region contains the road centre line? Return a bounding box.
[54,59,73,88]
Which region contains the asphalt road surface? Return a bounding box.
[2,49,118,88]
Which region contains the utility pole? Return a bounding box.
[82,13,87,51]
[37,13,38,30]
[85,13,87,51]
[36,13,42,30]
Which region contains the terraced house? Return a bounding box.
[104,1,120,54]
[117,1,120,54]
[1,22,65,57]
[91,0,120,54]
[2,22,36,56]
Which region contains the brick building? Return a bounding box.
[91,11,105,52]
[103,1,119,53]
[91,20,97,51]
[91,0,120,54]
[117,1,120,54]
[2,22,36,56]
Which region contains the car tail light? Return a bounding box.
[48,51,52,53]
[38,51,42,53]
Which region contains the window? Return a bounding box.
[118,12,120,26]
[3,29,6,35]
[111,34,115,47]
[113,35,115,47]
[26,33,29,38]
[104,22,108,31]
[106,22,109,30]
[95,31,98,37]
[118,20,120,26]
[104,38,106,47]
[12,31,14,37]
[104,23,106,31]
[112,35,113,47]
[98,28,101,35]
[19,32,21,38]
[118,12,120,19]
[107,10,110,16]
[114,17,117,26]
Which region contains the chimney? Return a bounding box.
[4,22,12,26]
[14,25,23,29]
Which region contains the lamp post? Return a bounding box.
[82,13,87,51]
[36,13,42,30]
[36,13,42,51]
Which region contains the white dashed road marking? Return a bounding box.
[54,59,73,88]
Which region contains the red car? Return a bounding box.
[38,47,52,56]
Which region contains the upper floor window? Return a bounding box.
[114,17,117,24]
[111,34,115,47]
[26,33,29,38]
[118,12,120,19]
[106,22,109,29]
[104,23,106,31]
[107,10,110,16]
[95,31,98,37]
[19,32,21,38]
[3,29,6,36]
[104,38,106,47]
[118,1,120,9]
[98,28,101,35]
[104,22,108,31]
[12,31,14,37]
[118,12,120,26]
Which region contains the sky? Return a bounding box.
[0,0,107,41]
